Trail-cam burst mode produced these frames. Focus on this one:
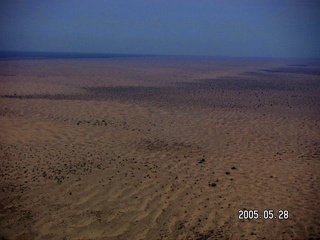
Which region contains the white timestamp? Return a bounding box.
[238,209,289,220]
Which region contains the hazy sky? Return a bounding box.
[0,0,320,58]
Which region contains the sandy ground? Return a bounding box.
[0,57,320,239]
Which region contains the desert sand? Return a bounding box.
[0,57,319,239]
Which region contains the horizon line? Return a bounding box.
[0,50,319,61]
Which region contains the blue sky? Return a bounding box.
[0,0,319,58]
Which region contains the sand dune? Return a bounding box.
[0,57,320,239]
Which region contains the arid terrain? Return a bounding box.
[0,57,319,239]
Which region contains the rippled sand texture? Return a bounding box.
[1,58,320,239]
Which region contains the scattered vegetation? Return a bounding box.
[198,158,206,164]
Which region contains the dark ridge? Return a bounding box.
[261,67,320,75]
[0,87,174,103]
[178,76,320,91]
[0,51,152,60]
[0,87,172,102]
[0,94,88,100]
